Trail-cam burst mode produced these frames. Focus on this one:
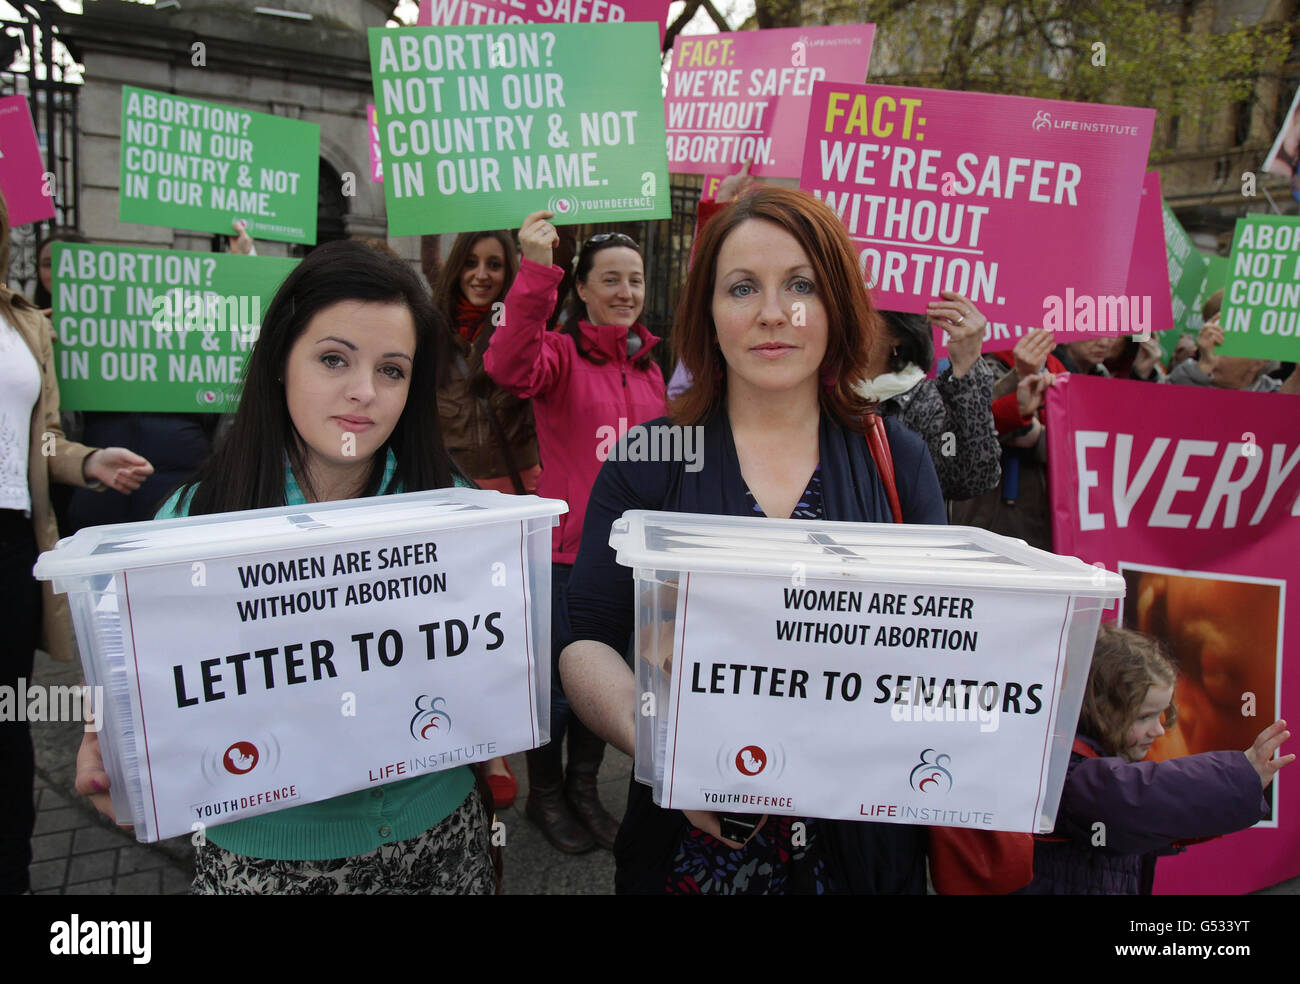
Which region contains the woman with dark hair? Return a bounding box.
[855,299,1001,502]
[485,211,667,854]
[432,229,535,807]
[0,194,150,895]
[33,228,89,312]
[560,187,945,894]
[75,240,495,895]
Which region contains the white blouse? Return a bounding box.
[0,310,42,514]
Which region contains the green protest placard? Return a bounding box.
[1220,214,1300,361]
[1162,202,1208,335]
[52,243,298,412]
[369,23,670,235]
[119,86,320,244]
[1159,254,1225,362]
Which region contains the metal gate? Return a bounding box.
[1,1,81,296]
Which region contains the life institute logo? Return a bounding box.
[735,745,767,776]
[410,695,452,741]
[1031,110,1052,132]
[223,740,259,775]
[909,748,953,793]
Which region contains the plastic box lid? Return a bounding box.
[34,488,567,582]
[609,511,1125,597]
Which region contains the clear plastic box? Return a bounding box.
[609,511,1125,833]
[34,488,565,842]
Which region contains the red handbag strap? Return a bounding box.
[866,414,903,524]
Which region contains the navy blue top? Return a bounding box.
[562,409,946,895]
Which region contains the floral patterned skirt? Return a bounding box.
[192,787,494,895]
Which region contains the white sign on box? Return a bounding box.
[658,571,1074,832]
[119,520,538,840]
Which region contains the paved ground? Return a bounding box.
[27,646,624,895]
[25,647,1298,896]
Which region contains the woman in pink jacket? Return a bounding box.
[485,210,667,854]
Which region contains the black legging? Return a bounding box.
[0,509,41,894]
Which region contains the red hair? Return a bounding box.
[670,186,880,429]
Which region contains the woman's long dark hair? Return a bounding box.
[432,230,517,390]
[182,239,460,515]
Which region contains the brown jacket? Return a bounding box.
[438,328,538,483]
[5,285,99,662]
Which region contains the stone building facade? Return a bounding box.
[59,0,403,260]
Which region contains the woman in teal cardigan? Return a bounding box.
[74,240,494,895]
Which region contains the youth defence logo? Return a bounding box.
[410,695,452,741]
[735,745,767,776]
[909,748,953,793]
[548,195,577,217]
[223,740,259,775]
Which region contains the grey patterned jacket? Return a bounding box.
[881,358,1001,502]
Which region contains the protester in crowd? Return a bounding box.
[60,223,233,530]
[433,229,538,808]
[1169,289,1300,393]
[0,190,152,895]
[75,240,496,895]
[1023,624,1290,894]
[33,228,89,315]
[1168,333,1198,373]
[485,211,667,854]
[1052,337,1112,377]
[853,299,1000,501]
[1103,336,1166,381]
[559,187,946,894]
[949,329,1059,551]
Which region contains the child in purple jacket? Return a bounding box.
[1024,624,1292,894]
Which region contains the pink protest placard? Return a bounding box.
[1118,170,1174,335]
[1048,375,1300,895]
[941,169,1173,356]
[367,104,383,183]
[0,95,55,227]
[666,25,873,178]
[419,0,669,42]
[801,82,1153,353]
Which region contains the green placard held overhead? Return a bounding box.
[1162,202,1208,336]
[369,23,671,235]
[52,242,299,412]
[119,86,320,245]
[1220,214,1300,362]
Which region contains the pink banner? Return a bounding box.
[367,104,383,184]
[419,0,669,42]
[0,95,55,227]
[1047,375,1300,894]
[800,82,1153,353]
[666,25,874,178]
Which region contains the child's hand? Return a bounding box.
[1244,719,1294,788]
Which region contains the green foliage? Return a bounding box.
[754,0,1290,141]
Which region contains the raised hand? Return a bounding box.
[1013,329,1056,378]
[518,210,559,267]
[927,291,987,378]
[1245,719,1295,788]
